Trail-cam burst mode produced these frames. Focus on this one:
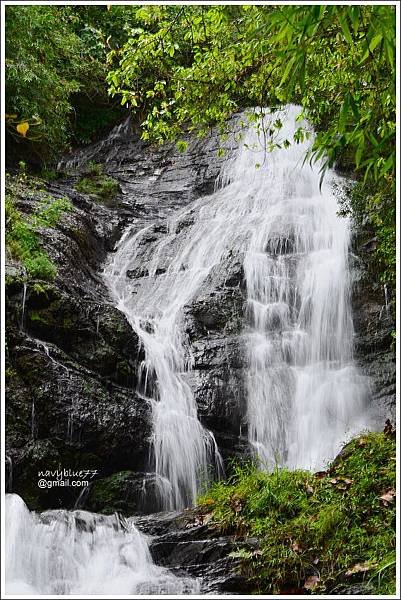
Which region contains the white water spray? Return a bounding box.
[235,107,372,470]
[104,222,227,510]
[5,493,199,595]
[5,106,375,595]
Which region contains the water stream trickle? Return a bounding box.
[20,281,27,331]
[5,456,13,492]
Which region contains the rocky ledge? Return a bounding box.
[5,117,247,511]
[133,508,251,594]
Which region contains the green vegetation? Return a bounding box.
[6,6,99,157]
[5,5,131,160]
[199,430,396,595]
[75,162,120,202]
[5,175,73,280]
[4,8,397,587]
[5,4,396,287]
[107,4,395,289]
[89,470,137,515]
[341,180,396,290]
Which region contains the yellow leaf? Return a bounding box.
[345,561,377,576]
[16,122,29,137]
[107,4,112,10]
[5,114,18,119]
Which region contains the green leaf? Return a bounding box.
[348,6,361,35]
[338,95,350,132]
[349,95,360,121]
[355,135,365,167]
[381,153,394,174]
[337,12,353,44]
[278,54,297,88]
[369,34,383,53]
[384,38,394,68]
[176,140,188,153]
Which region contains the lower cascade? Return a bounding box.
[5,494,199,595]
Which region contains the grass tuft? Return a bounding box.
[5,175,72,281]
[198,430,396,595]
[75,161,120,202]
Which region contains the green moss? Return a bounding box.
[40,167,59,181]
[89,470,135,514]
[75,162,120,203]
[199,431,396,595]
[63,317,73,328]
[30,282,50,296]
[29,310,45,323]
[5,178,72,281]
[5,366,17,379]
[340,180,396,293]
[23,254,57,280]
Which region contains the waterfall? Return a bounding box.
[5,494,199,595]
[104,223,225,510]
[104,104,372,507]
[235,107,372,470]
[5,106,375,595]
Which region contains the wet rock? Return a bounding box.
[5,118,242,512]
[59,115,249,466]
[134,508,250,594]
[6,110,395,520]
[5,178,152,511]
[6,339,151,510]
[127,267,148,279]
[85,471,159,515]
[178,250,249,459]
[351,253,395,423]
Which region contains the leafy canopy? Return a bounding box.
[107,4,395,287]
[5,5,134,158]
[108,4,395,191]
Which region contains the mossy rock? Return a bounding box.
[88,470,137,514]
[75,164,120,206]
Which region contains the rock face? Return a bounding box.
[5,182,151,510]
[133,508,250,594]
[5,115,395,514]
[183,256,249,460]
[350,247,396,425]
[6,117,249,510]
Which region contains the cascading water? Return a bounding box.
[237,107,373,470]
[104,222,226,510]
[5,493,199,595]
[104,105,372,507]
[5,105,375,596]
